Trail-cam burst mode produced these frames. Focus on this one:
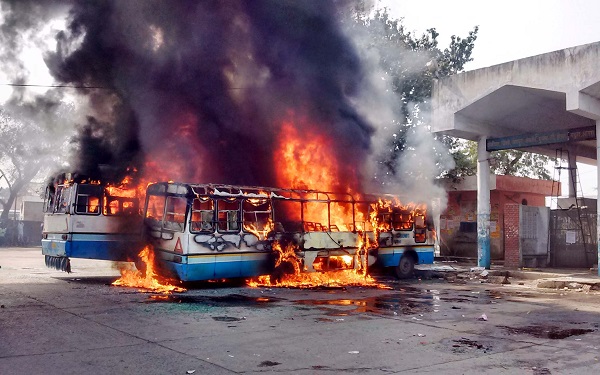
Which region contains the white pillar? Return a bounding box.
[477,136,491,268]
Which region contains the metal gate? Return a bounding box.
[520,206,550,268]
[549,209,597,268]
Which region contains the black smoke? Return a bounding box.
[14,0,377,191]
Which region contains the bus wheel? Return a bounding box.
[394,255,415,279]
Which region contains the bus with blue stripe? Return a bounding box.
[142,182,436,281]
[41,177,435,280]
[42,174,143,272]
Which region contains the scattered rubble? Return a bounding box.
[536,279,600,291]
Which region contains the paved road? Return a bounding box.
[1,247,600,374]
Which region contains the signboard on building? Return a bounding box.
[486,125,596,151]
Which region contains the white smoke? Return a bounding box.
[342,10,454,214]
[0,1,84,184]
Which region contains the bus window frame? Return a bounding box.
[217,198,240,234]
[163,196,187,233]
[74,184,103,215]
[53,184,74,214]
[145,193,167,230]
[392,211,414,231]
[376,212,392,232]
[190,196,215,233]
[413,212,427,243]
[43,185,56,213]
[103,195,139,216]
[241,198,272,234]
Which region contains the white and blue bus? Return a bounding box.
[42,177,435,280]
[142,182,435,281]
[42,174,143,272]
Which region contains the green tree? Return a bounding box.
[0,111,44,222]
[490,149,552,180]
[0,98,73,223]
[350,7,478,180]
[352,7,551,182]
[453,140,552,180]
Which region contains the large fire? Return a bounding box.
[274,120,361,230]
[244,118,389,289]
[110,113,425,291]
[105,172,186,293]
[247,241,387,289]
[112,245,185,293]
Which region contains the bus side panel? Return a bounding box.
[163,254,217,282]
[42,236,68,257]
[214,253,241,278]
[68,233,142,261]
[415,247,435,264]
[239,252,272,278]
[377,245,435,267]
[377,248,401,267]
[154,244,272,281]
[165,252,272,281]
[151,234,217,282]
[302,232,359,250]
[174,232,271,281]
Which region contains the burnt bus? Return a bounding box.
[42,173,143,272]
[141,182,435,281]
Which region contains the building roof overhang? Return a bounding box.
[432,41,600,164]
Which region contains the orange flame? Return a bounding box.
[274,120,358,230]
[112,245,185,293]
[247,241,386,289]
[258,116,386,288]
[243,218,274,241]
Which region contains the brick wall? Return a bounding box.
[504,204,521,268]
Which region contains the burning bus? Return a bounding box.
[42,173,144,272]
[42,175,436,283]
[142,182,435,282]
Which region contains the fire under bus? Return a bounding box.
[143,182,435,282]
[42,173,144,272]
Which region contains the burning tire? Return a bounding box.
[394,253,415,279]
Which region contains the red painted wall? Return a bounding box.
[440,175,555,260]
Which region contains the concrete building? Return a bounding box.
[440,175,556,262]
[432,41,600,271]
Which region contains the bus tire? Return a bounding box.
[394,254,415,279]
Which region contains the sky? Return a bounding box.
[381,0,600,71]
[380,0,600,197]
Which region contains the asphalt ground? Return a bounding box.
[2,247,600,374]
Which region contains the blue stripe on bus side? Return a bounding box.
[376,246,435,267]
[42,235,141,261]
[157,251,272,282]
